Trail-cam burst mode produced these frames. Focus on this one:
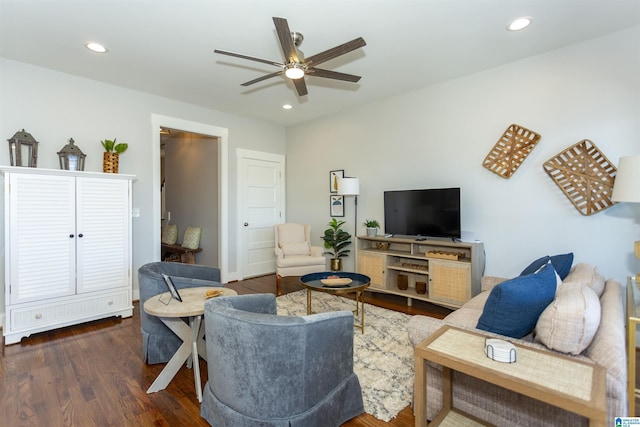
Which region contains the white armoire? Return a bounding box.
[1,166,134,345]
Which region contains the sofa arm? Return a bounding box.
[310,245,324,257]
[274,247,284,260]
[407,315,447,347]
[481,276,508,292]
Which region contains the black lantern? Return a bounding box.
[7,129,39,167]
[57,138,86,171]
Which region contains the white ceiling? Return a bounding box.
[1,0,640,127]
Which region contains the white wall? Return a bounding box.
[0,58,286,313]
[286,26,640,284]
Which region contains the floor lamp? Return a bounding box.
[338,177,360,272]
[611,154,640,281]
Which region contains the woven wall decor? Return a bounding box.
[543,139,617,216]
[482,124,541,178]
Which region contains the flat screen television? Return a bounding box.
[384,188,461,239]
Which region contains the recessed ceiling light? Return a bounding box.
[85,42,108,53]
[282,104,293,110]
[507,17,532,32]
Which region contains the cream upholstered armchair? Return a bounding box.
[274,223,325,295]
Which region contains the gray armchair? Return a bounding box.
[138,261,222,364]
[200,293,364,427]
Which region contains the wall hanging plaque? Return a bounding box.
[482,124,541,178]
[543,139,617,216]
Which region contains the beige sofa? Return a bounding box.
[407,263,627,426]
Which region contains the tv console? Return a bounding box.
[356,235,485,309]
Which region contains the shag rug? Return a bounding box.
[276,290,415,422]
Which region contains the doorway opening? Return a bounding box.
[161,128,219,267]
[151,114,229,283]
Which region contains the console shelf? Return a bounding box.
[357,235,485,309]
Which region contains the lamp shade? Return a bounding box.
[337,177,360,196]
[612,155,640,203]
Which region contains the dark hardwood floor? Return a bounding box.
[0,274,635,426]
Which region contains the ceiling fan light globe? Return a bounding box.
[285,64,305,79]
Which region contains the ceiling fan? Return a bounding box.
[214,17,366,96]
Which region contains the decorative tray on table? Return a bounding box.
[320,277,353,287]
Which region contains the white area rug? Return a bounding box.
[276,290,415,422]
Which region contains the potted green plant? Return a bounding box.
[101,138,128,173]
[363,219,380,237]
[321,218,352,271]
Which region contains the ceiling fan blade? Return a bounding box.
[308,68,361,83]
[293,78,308,96]
[273,17,299,63]
[241,70,284,86]
[214,49,283,67]
[303,37,366,67]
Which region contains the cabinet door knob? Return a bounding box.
[35,313,42,320]
[69,234,74,238]
[78,234,83,238]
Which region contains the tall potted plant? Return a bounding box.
[321,218,352,271]
[101,138,128,173]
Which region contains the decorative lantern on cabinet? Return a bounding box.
[7,129,39,167]
[57,138,86,171]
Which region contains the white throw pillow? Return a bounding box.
[161,224,178,245]
[279,242,310,256]
[182,226,202,249]
[535,281,601,355]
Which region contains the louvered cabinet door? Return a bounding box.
[76,177,131,294]
[7,173,76,305]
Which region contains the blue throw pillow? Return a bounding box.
[520,253,573,280]
[477,262,557,338]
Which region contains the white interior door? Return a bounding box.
[238,150,285,278]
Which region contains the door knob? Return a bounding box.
[244,222,249,226]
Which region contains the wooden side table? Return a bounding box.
[627,276,639,416]
[143,286,237,402]
[414,325,606,426]
[161,243,202,264]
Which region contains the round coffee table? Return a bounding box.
[300,272,371,333]
[143,286,237,402]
